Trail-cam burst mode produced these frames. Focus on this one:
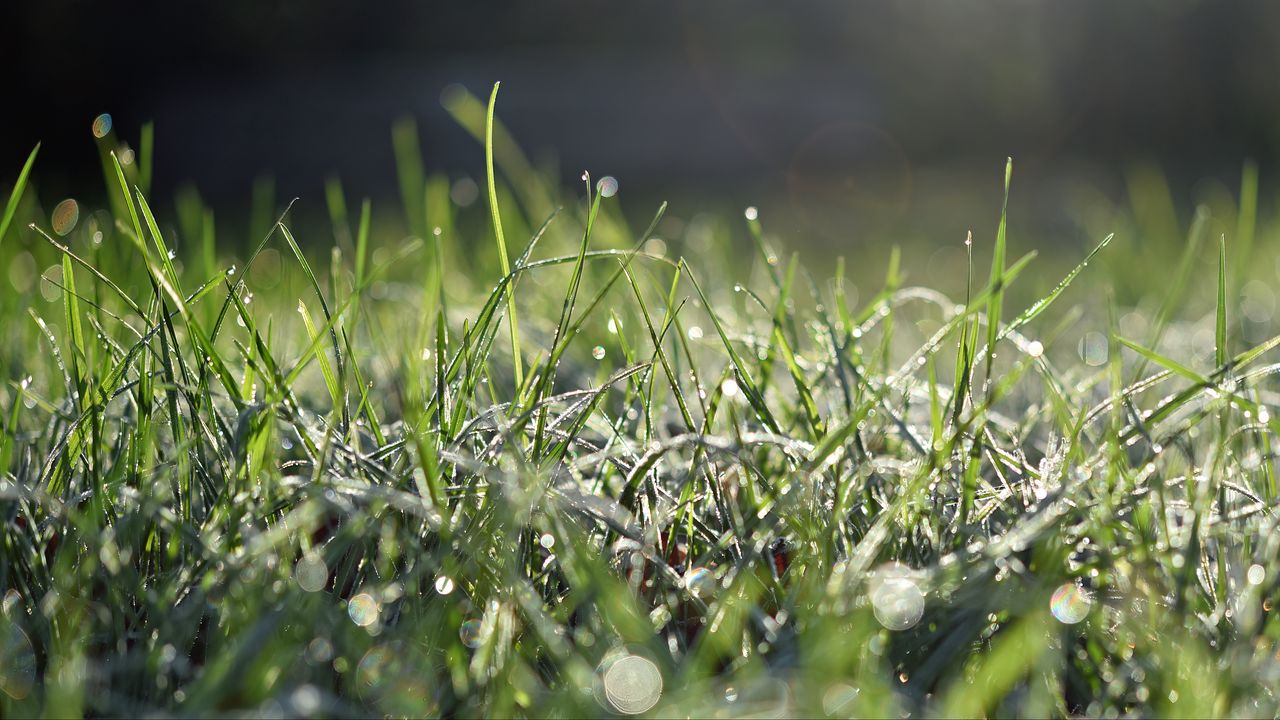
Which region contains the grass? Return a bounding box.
[2,84,1280,717]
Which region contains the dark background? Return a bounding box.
[5,0,1280,250]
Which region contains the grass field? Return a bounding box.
[2,85,1280,717]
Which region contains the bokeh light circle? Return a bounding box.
[869,563,925,631]
[1050,582,1092,625]
[52,199,80,236]
[595,650,663,715]
[92,113,113,138]
[347,592,380,627]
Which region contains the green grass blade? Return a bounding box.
[485,82,524,393]
[0,143,38,249]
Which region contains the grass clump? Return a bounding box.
[2,87,1280,717]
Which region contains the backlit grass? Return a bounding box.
[1,85,1279,717]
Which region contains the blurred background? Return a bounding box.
[4,0,1279,272]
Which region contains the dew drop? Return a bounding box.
[597,176,619,198]
[434,575,455,595]
[1026,340,1044,358]
[744,206,758,221]
[592,345,606,361]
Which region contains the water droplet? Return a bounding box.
[167,249,177,260]
[597,653,663,715]
[92,113,113,138]
[1050,582,1091,624]
[592,345,606,361]
[607,318,620,334]
[52,199,79,236]
[227,265,237,276]
[348,593,380,627]
[295,554,328,592]
[724,686,739,702]
[434,575,455,595]
[687,326,704,340]
[744,206,759,221]
[720,378,741,399]
[539,533,556,549]
[1248,564,1265,586]
[1026,340,1044,358]
[459,619,484,648]
[597,176,619,198]
[118,146,135,166]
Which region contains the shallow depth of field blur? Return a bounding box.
[4,3,1280,718]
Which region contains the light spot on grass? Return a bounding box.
[347,593,380,627]
[118,145,135,166]
[1050,582,1091,624]
[597,176,618,198]
[52,198,79,236]
[596,652,662,715]
[92,113,112,138]
[295,554,327,592]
